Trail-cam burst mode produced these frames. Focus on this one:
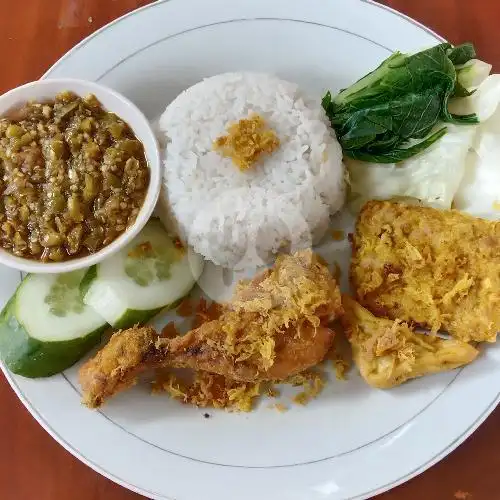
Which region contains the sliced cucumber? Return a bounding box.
[83,219,204,328]
[0,271,108,378]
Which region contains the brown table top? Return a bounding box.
[0,1,499,499]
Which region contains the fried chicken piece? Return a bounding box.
[79,326,159,408]
[80,250,342,407]
[341,296,479,389]
[351,200,500,343]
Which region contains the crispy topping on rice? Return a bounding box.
[214,114,280,170]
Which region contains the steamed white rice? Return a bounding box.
[158,72,345,269]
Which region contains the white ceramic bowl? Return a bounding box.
[0,78,161,273]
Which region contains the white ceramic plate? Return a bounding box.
[1,1,499,499]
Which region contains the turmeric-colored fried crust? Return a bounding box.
[341,296,479,389]
[350,201,500,343]
[79,250,342,407]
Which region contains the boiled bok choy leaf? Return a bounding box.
[346,66,496,213]
[323,43,480,163]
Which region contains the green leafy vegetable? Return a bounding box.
[446,42,476,65]
[345,127,447,163]
[452,52,478,98]
[323,42,479,163]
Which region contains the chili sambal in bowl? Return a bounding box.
[0,78,161,273]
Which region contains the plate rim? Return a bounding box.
[41,0,447,82]
[0,1,497,499]
[3,360,498,500]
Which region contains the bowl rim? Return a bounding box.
[0,78,162,274]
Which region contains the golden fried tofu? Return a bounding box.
[80,250,343,408]
[341,296,479,389]
[350,200,500,343]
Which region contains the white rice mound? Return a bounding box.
[158,72,345,269]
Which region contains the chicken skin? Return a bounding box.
[350,200,500,343]
[80,250,343,408]
[341,296,479,389]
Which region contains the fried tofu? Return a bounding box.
[350,200,500,343]
[341,296,479,389]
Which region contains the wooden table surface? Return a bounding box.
[0,1,499,499]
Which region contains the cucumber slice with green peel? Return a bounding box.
[0,271,108,378]
[83,219,204,328]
